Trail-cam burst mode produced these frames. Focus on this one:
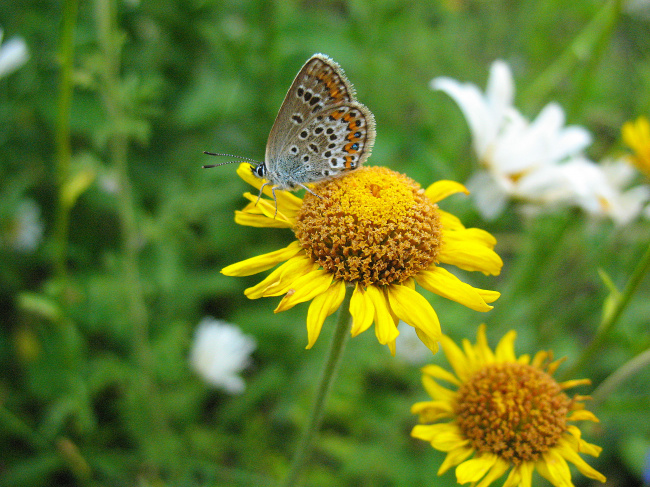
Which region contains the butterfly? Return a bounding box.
[204,53,376,216]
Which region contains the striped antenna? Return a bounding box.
[203,152,261,169]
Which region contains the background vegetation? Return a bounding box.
[1,0,649,485]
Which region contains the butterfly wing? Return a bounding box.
[294,102,376,183]
[265,54,358,171]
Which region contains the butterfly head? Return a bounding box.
[252,162,267,180]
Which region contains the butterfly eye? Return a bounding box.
[253,164,266,178]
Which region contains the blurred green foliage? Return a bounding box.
[1,0,649,485]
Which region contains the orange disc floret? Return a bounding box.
[294,166,443,287]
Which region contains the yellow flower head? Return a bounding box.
[223,164,502,354]
[411,325,606,486]
[622,115,650,177]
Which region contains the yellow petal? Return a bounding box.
[518,462,534,487]
[503,462,533,487]
[438,233,503,276]
[456,453,498,484]
[411,423,468,451]
[439,334,472,382]
[455,227,497,248]
[564,426,602,457]
[421,364,461,387]
[502,466,521,487]
[244,255,315,298]
[241,192,297,224]
[476,288,501,304]
[531,350,549,368]
[274,269,334,312]
[567,410,599,423]
[222,241,303,276]
[559,378,591,390]
[366,285,399,346]
[476,457,510,487]
[416,267,494,312]
[536,449,572,487]
[438,446,475,475]
[411,400,454,422]
[438,209,466,230]
[350,284,374,337]
[557,439,607,482]
[305,280,347,349]
[387,284,441,353]
[475,324,495,364]
[422,375,456,403]
[494,330,517,363]
[425,180,469,204]
[235,209,293,228]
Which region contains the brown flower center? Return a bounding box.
[293,166,442,286]
[455,362,570,464]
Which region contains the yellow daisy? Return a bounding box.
[222,164,502,354]
[411,325,606,486]
[622,115,650,177]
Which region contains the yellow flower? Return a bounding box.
[622,115,650,177]
[223,164,502,354]
[411,325,606,486]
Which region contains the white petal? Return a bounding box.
[0,36,29,78]
[189,317,257,394]
[466,170,509,220]
[485,60,515,125]
[431,77,497,159]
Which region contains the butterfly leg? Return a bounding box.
[255,182,280,219]
[298,183,323,200]
[271,186,279,219]
[256,182,271,206]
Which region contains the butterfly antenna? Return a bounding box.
[203,152,261,163]
[202,160,244,169]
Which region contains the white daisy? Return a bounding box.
[1,200,44,253]
[0,27,29,78]
[432,60,592,219]
[189,317,256,394]
[560,157,650,225]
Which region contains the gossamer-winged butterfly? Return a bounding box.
[204,53,376,216]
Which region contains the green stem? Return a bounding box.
[53,0,79,282]
[279,288,353,487]
[521,0,623,112]
[591,347,650,408]
[94,0,169,453]
[562,241,650,380]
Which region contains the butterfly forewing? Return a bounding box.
[265,54,360,172]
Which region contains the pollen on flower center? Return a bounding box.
[294,166,442,286]
[455,362,570,464]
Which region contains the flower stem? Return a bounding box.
[562,241,650,380]
[591,347,650,408]
[521,0,623,113]
[94,0,170,461]
[279,288,353,487]
[53,0,79,283]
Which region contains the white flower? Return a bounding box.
[432,60,592,219]
[1,200,44,252]
[189,317,256,394]
[0,27,29,78]
[394,321,433,365]
[560,157,650,225]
